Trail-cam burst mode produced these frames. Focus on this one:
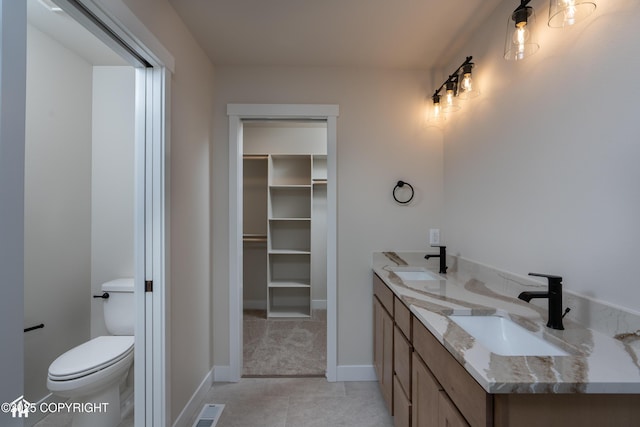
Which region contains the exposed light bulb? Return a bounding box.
[426,94,445,127]
[433,103,442,119]
[461,74,472,92]
[445,89,455,107]
[513,23,530,60]
[562,0,577,25]
[459,62,479,100]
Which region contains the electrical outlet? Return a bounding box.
[429,228,440,245]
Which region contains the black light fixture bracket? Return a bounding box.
[512,0,533,24]
[431,56,474,99]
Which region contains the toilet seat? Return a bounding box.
[48,336,134,381]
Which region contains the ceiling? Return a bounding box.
[168,0,504,69]
[27,0,128,66]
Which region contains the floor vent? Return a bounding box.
[192,404,225,427]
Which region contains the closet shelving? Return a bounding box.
[267,155,313,317]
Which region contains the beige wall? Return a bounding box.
[119,0,215,422]
[90,66,135,338]
[212,66,444,367]
[443,0,640,311]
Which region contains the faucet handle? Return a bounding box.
[528,273,563,292]
[528,272,562,282]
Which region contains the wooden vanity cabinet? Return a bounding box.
[373,274,394,413]
[376,271,640,427]
[412,316,492,427]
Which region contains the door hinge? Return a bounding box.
[145,280,153,292]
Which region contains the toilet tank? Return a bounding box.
[102,278,135,335]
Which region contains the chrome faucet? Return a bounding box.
[518,272,566,330]
[424,245,447,274]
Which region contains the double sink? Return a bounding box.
[391,267,569,357]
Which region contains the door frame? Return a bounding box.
[228,104,339,382]
[15,1,173,425]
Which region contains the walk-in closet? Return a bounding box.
[242,120,328,376]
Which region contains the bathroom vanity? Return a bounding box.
[372,252,640,427]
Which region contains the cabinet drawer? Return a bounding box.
[394,296,411,339]
[374,273,394,314]
[394,325,411,398]
[394,375,411,427]
[412,317,492,427]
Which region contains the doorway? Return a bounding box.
[24,2,135,425]
[228,104,339,382]
[242,120,328,376]
[17,1,172,426]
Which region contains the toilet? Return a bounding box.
[47,278,135,427]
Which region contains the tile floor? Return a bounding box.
[243,310,327,377]
[188,378,393,427]
[31,407,133,427]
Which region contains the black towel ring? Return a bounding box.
[393,180,414,204]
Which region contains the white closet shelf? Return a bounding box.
[268,217,311,221]
[269,184,311,188]
[268,281,311,288]
[268,249,311,255]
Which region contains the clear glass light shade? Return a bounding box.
[441,88,461,113]
[504,6,539,61]
[459,70,480,100]
[425,96,446,127]
[548,0,596,27]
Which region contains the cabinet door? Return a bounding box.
[439,391,470,427]
[412,353,440,427]
[394,325,411,399]
[374,297,394,413]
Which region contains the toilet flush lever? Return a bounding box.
[93,292,110,299]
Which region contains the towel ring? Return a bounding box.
[393,180,414,204]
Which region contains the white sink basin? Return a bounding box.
[448,315,569,356]
[392,268,440,281]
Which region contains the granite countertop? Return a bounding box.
[372,251,640,394]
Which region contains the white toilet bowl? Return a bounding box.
[47,278,135,427]
[47,336,134,427]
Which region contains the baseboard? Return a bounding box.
[212,365,233,382]
[172,367,214,427]
[243,300,266,310]
[336,365,377,381]
[312,299,327,310]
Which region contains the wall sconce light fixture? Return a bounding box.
[548,0,596,27]
[504,0,539,61]
[427,56,476,126]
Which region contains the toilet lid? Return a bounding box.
[48,336,134,381]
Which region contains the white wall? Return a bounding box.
[443,0,640,312]
[243,122,327,155]
[0,2,26,422]
[212,66,444,367]
[91,66,135,337]
[24,24,93,402]
[119,0,215,422]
